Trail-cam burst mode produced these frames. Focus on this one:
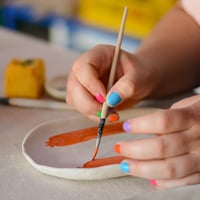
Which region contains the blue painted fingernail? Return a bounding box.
[120,162,130,173]
[107,92,121,107]
[123,121,131,132]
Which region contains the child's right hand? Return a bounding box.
[66,44,156,121]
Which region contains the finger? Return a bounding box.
[152,173,200,189]
[66,72,101,116]
[107,109,120,122]
[106,72,136,107]
[87,114,101,122]
[72,45,115,98]
[96,108,119,122]
[116,132,189,160]
[171,94,200,109]
[120,154,197,179]
[115,98,139,110]
[123,109,192,134]
[106,53,155,108]
[73,61,106,100]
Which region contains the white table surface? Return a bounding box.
[0,27,200,200]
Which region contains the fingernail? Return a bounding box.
[109,108,115,113]
[114,144,121,153]
[108,113,119,122]
[95,93,104,103]
[107,92,121,107]
[96,110,101,117]
[150,179,157,187]
[123,121,131,132]
[120,162,130,173]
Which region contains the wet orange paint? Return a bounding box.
[45,121,124,147]
[82,156,125,168]
[91,147,99,161]
[45,121,125,168]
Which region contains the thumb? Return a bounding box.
[106,72,136,107]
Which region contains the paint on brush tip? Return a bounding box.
[91,147,99,161]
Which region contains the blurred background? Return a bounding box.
[0,0,177,53]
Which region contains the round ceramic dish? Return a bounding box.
[45,75,67,100]
[22,108,156,180]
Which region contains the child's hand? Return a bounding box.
[66,44,156,121]
[115,95,200,189]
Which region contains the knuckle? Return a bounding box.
[157,111,171,131]
[177,134,187,150]
[66,95,70,104]
[120,79,135,97]
[66,94,73,106]
[156,138,168,158]
[66,75,76,94]
[133,161,151,178]
[170,101,179,109]
[165,162,176,179]
[72,60,82,75]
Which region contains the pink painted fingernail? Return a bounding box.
[95,93,104,103]
[150,179,157,187]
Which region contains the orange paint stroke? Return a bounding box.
[82,156,125,168]
[45,121,124,147]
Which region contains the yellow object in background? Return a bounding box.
[5,59,45,99]
[77,0,177,39]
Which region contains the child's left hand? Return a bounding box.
[115,95,200,189]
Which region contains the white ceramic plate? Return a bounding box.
[45,75,67,100]
[22,108,156,180]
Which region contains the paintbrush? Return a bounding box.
[0,97,74,110]
[91,6,128,160]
